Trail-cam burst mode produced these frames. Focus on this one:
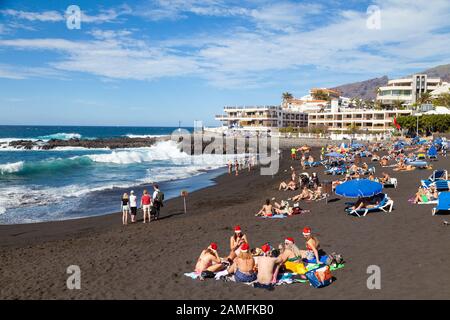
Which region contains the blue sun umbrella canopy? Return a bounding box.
[325,152,345,158]
[335,179,383,198]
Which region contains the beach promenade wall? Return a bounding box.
[278,137,344,148]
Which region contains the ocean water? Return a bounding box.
[0,126,234,224]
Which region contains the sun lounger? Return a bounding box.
[345,194,394,217]
[384,178,398,188]
[432,192,450,216]
[435,180,450,192]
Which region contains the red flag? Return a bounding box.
[393,117,401,130]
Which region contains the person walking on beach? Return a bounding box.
[141,189,152,223]
[291,147,297,160]
[129,190,137,223]
[235,159,239,176]
[121,193,130,225]
[152,184,164,220]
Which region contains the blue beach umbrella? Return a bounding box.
[325,152,344,158]
[335,179,383,198]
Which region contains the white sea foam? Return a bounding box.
[0,161,24,174]
[126,134,167,139]
[37,132,82,140]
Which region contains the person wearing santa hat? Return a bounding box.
[254,244,280,287]
[298,227,321,263]
[227,243,257,283]
[227,225,249,263]
[194,242,225,275]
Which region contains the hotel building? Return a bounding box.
[215,106,308,130]
[307,109,412,133]
[376,74,442,107]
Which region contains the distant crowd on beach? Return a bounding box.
[227,156,257,176]
[120,184,164,225]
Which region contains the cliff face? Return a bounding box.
[330,63,450,100]
[331,76,389,100]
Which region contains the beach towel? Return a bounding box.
[261,214,287,219]
[184,264,345,286]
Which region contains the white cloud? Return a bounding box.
[0,0,449,88]
[0,6,132,25]
[0,9,64,22]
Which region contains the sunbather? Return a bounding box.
[227,243,257,283]
[292,186,314,202]
[256,199,274,217]
[254,244,280,287]
[298,227,321,263]
[379,172,391,184]
[227,225,249,262]
[350,196,381,211]
[276,238,308,275]
[195,243,224,275]
[279,180,297,191]
[273,200,292,215]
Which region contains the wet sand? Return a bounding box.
[1,148,450,300]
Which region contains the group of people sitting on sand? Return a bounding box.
[194,226,331,287]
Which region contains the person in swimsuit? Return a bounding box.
[254,244,279,287]
[194,243,224,274]
[227,225,249,263]
[275,237,307,274]
[121,193,130,225]
[256,199,273,217]
[227,243,256,283]
[279,179,297,191]
[299,227,321,263]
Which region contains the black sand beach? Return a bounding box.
[1,148,450,300]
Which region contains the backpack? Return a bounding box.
[155,191,164,204]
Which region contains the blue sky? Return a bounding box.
[0,0,449,126]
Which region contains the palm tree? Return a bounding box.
[392,100,404,110]
[282,92,293,102]
[417,92,431,105]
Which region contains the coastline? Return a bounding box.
[1,147,450,299]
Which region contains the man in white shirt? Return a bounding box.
[129,190,138,223]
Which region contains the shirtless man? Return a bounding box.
[195,243,224,275]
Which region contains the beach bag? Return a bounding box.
[305,266,333,288]
[200,271,215,279]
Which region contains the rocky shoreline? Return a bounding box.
[6,136,168,150]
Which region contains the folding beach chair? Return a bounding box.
[432,192,450,216]
[345,194,394,217]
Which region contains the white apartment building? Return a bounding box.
[308,109,412,133]
[215,105,308,130]
[377,74,442,106]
